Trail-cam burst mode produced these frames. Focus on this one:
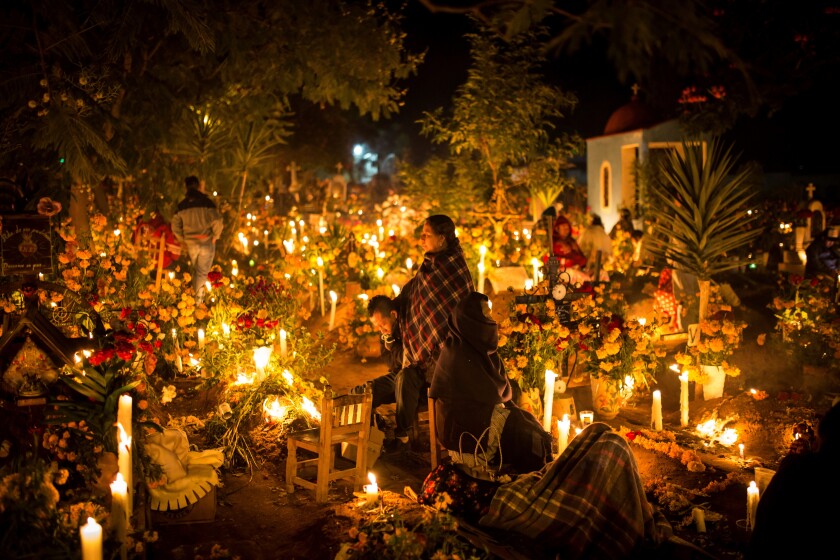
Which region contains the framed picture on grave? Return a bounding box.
[0,215,53,276]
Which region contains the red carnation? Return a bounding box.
[120,307,132,320]
[115,340,136,361]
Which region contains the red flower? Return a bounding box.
[138,341,155,353]
[120,307,132,320]
[626,431,641,440]
[115,340,136,361]
[88,348,116,366]
[36,197,62,217]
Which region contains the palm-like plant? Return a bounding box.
[645,137,761,321]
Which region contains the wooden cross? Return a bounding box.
[468,185,521,244]
[631,83,641,97]
[806,182,816,200]
[286,161,300,187]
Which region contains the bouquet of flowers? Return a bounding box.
[675,314,746,381]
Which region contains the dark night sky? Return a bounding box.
[388,2,839,179]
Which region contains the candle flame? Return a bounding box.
[367,472,377,485]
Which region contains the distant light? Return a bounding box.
[353,144,363,157]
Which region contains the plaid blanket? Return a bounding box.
[479,423,673,559]
[400,241,473,374]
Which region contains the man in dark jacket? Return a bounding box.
[172,176,223,303]
[360,295,426,450]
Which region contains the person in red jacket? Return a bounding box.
[133,212,181,270]
[551,215,587,269]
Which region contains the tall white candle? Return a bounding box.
[557,414,570,456]
[363,472,379,506]
[117,395,132,442]
[110,473,128,546]
[651,390,663,431]
[80,517,103,560]
[679,372,689,427]
[692,507,707,533]
[117,424,132,513]
[543,370,557,432]
[531,257,540,285]
[316,256,325,317]
[279,329,288,357]
[747,480,760,531]
[197,328,205,350]
[477,261,486,294]
[328,291,338,331]
[479,244,487,267]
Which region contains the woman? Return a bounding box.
[399,214,474,381]
[551,215,587,269]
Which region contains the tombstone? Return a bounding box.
[805,182,825,245]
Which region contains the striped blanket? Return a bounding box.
[479,423,673,559]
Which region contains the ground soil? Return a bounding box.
[145,269,838,560]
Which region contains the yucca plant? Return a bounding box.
[645,137,761,322]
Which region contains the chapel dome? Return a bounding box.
[603,95,662,136]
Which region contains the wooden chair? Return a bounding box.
[285,382,373,502]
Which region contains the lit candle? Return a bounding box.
[747,481,759,531]
[651,390,663,431]
[363,472,379,506]
[79,517,103,560]
[117,424,132,513]
[279,329,288,357]
[679,372,689,427]
[222,322,231,338]
[524,278,534,291]
[197,328,205,350]
[531,257,540,285]
[579,410,594,426]
[739,443,745,461]
[110,473,128,547]
[117,395,132,442]
[253,346,272,380]
[543,370,556,432]
[557,414,570,456]
[477,261,485,294]
[479,244,487,267]
[692,508,707,533]
[405,258,413,273]
[328,291,338,331]
[316,256,325,317]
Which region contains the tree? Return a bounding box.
[418,24,581,239]
[644,137,762,322]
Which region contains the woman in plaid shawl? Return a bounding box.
[398,215,474,382]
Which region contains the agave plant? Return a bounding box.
[645,137,761,321]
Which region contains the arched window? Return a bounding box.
[600,162,611,210]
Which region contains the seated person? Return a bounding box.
[747,399,840,559]
[360,295,426,451]
[578,214,612,280]
[431,291,551,474]
[804,225,840,277]
[419,422,674,559]
[132,212,181,269]
[551,215,587,269]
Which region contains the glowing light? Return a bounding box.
[301,396,321,421]
[263,397,289,422]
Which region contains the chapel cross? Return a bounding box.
[806,182,816,200]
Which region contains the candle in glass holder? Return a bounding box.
[651,390,663,431]
[747,481,760,531]
[80,517,103,560]
[543,370,556,432]
[579,410,594,427]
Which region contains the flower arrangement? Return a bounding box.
[675,315,746,381]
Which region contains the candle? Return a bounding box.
[117,424,132,514]
[479,244,487,267]
[172,328,183,374]
[477,261,485,294]
[543,370,556,432]
[651,390,663,431]
[222,322,231,338]
[579,410,594,426]
[679,372,689,427]
[363,472,379,506]
[531,257,540,285]
[739,443,745,460]
[79,517,103,560]
[747,480,760,531]
[197,328,205,350]
[110,473,128,546]
[117,395,132,442]
[316,256,325,317]
[557,414,570,456]
[279,329,288,357]
[406,258,413,273]
[692,508,707,533]
[328,291,338,331]
[253,346,272,379]
[524,278,533,291]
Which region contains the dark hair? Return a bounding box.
[185,175,200,190]
[367,294,396,317]
[591,214,603,227]
[425,214,457,247]
[620,208,632,219]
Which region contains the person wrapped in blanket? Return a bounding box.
[430,291,552,474]
[393,214,473,447]
[419,422,675,559]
